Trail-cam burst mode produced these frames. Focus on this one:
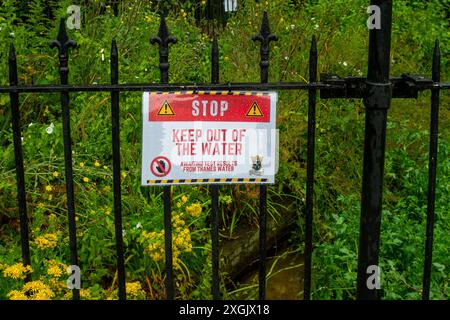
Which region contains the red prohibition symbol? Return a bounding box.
[150,156,171,177]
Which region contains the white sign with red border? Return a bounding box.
[141,91,278,185]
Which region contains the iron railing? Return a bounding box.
[1,0,449,300]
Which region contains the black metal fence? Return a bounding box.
[1,1,449,300]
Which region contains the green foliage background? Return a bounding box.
[0,0,449,299]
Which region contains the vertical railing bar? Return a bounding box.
[422,39,440,300]
[210,36,221,300]
[163,186,174,299]
[356,0,393,300]
[304,35,317,300]
[9,41,31,274]
[110,39,126,300]
[258,185,267,300]
[151,14,177,300]
[252,11,278,301]
[49,18,79,300]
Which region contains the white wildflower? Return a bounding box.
[45,123,55,134]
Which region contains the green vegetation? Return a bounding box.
[0,0,448,300]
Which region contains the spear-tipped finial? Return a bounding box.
[211,36,219,84]
[309,36,318,83]
[150,15,177,47]
[49,18,77,55]
[151,15,177,84]
[432,39,440,82]
[252,11,278,44]
[252,11,278,83]
[111,39,118,60]
[9,41,16,61]
[9,41,18,85]
[111,39,119,84]
[49,18,77,83]
[310,35,317,54]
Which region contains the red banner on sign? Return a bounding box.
[149,92,271,122]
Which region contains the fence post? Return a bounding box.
[303,35,317,300]
[110,39,126,300]
[210,36,221,300]
[9,41,31,274]
[49,18,79,300]
[356,0,393,300]
[252,11,278,300]
[151,15,177,300]
[422,40,440,300]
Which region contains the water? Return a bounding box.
[231,247,305,300]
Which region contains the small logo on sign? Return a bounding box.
[250,155,264,176]
[150,156,171,177]
[157,100,175,116]
[246,101,263,117]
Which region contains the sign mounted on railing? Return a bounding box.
[141,91,278,185]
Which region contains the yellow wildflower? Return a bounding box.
[94,160,101,167]
[150,251,162,262]
[126,282,146,299]
[45,185,53,192]
[83,177,90,183]
[47,265,63,277]
[186,203,202,217]
[80,288,92,300]
[46,260,68,279]
[8,290,28,300]
[52,171,60,177]
[3,263,33,280]
[79,162,85,168]
[34,233,58,249]
[22,280,54,300]
[181,195,188,203]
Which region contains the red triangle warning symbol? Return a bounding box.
[246,101,263,117]
[157,100,175,116]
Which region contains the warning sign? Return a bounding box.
[246,101,263,117]
[150,156,171,177]
[157,100,175,116]
[141,91,278,185]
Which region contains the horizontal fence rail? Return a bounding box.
[1,3,448,301]
[0,81,448,93]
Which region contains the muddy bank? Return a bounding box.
[235,246,304,300]
[220,194,301,288]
